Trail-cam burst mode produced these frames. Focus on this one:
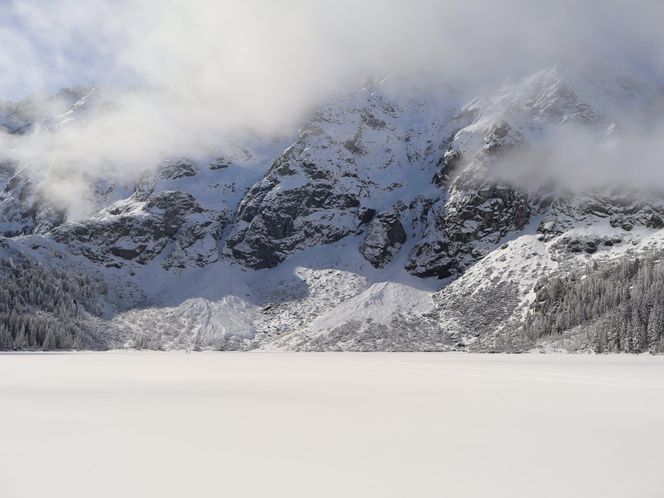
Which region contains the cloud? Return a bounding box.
[2,0,664,216]
[5,0,664,97]
[485,122,664,195]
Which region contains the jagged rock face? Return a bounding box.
[159,159,198,180]
[359,212,407,268]
[225,145,365,268]
[0,135,272,271]
[50,159,229,270]
[445,171,531,245]
[51,185,226,270]
[540,191,664,235]
[549,234,619,259]
[225,84,455,269]
[406,186,531,279]
[407,121,532,278]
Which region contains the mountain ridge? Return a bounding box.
[2,66,664,353]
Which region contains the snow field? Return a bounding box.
[1,352,663,498]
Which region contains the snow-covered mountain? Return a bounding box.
[2,66,664,353]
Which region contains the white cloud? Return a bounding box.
[2,0,664,216]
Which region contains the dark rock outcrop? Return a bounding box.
[359,213,407,268]
[52,190,226,269]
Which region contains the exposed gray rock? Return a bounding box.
[224,83,449,269]
[407,121,531,278]
[359,212,407,268]
[51,189,226,269]
[159,159,198,180]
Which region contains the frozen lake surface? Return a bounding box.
[1,352,663,498]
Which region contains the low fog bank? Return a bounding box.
[487,121,664,194]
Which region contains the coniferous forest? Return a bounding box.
[0,258,104,351]
[524,254,664,353]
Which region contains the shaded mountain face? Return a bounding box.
[2,67,664,353]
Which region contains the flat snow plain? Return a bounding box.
[1,353,663,498]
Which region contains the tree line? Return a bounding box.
[0,258,105,351]
[524,253,664,353]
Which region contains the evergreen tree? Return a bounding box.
[0,324,12,350]
[14,328,26,349]
[0,258,103,351]
[523,252,664,353]
[42,329,57,351]
[647,303,664,351]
